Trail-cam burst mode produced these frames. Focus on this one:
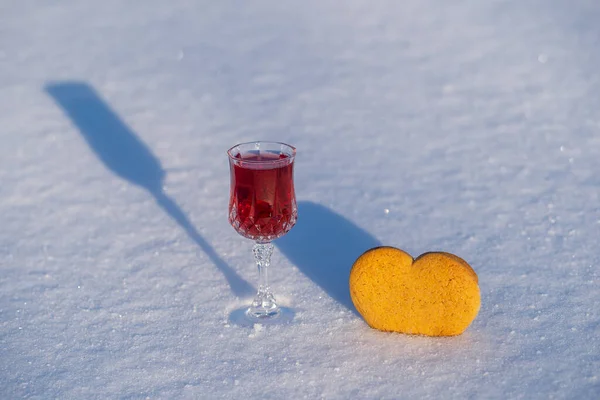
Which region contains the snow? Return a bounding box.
[1,0,599,398]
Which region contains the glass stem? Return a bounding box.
[257,245,271,292]
[248,242,279,318]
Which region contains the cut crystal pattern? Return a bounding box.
[229,198,297,242]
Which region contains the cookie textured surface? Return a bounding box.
[349,247,480,336]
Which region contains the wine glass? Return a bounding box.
[227,141,297,320]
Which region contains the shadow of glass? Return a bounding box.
[275,201,381,314]
[45,81,254,298]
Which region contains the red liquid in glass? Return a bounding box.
[229,153,297,241]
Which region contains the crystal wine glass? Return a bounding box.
[227,141,297,320]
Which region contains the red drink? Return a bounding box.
[228,151,297,242]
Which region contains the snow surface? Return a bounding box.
[1,0,600,398]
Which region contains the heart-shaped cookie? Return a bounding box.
[349,247,480,336]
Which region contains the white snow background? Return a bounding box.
[1,0,599,398]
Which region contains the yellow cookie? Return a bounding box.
[349,247,480,336]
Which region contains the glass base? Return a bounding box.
[246,307,280,320]
[229,306,295,326]
[246,290,280,320]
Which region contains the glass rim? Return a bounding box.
[227,141,296,164]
